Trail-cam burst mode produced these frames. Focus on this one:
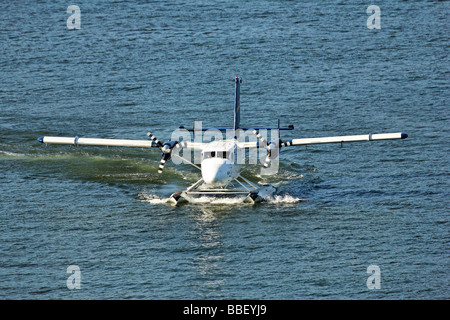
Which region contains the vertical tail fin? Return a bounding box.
[234,75,242,132]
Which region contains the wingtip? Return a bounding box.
[37,137,44,143]
[401,133,408,139]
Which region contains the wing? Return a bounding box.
[38,136,207,150]
[280,132,408,147]
[238,132,408,149]
[175,141,206,151]
[38,136,158,148]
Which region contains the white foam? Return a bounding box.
[138,193,169,204]
[139,191,306,206]
[183,195,250,205]
[262,193,307,204]
[0,151,26,157]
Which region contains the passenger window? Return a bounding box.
[211,151,215,158]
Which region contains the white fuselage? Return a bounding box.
[200,140,242,186]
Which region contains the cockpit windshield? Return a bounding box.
[202,151,231,160]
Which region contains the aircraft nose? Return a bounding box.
[201,161,230,185]
[202,166,220,184]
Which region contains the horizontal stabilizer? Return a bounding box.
[179,125,294,132]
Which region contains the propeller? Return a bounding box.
[252,129,280,168]
[147,132,178,174]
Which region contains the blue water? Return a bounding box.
[0,0,448,299]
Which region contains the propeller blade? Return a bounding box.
[252,129,268,148]
[263,154,271,168]
[157,158,165,174]
[253,129,281,168]
[147,132,163,148]
[262,141,280,168]
[280,140,292,147]
[158,153,171,174]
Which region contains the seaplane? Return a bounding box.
[38,75,408,205]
